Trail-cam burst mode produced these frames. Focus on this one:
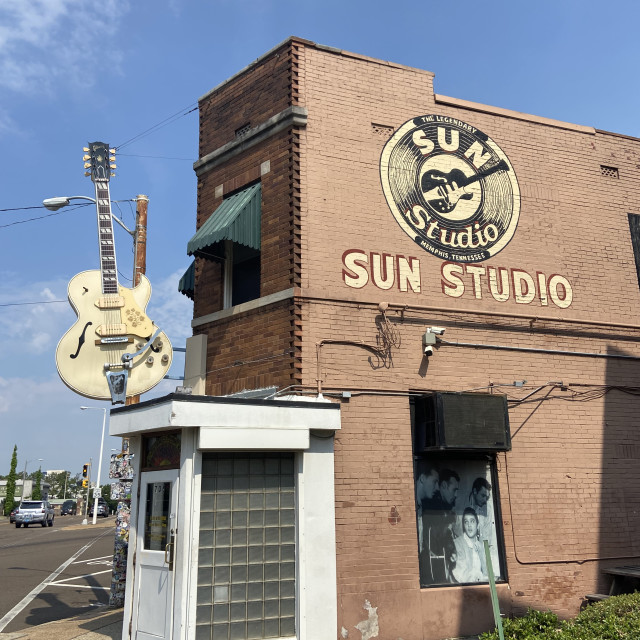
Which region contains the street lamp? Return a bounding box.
[22,458,43,501]
[42,196,135,235]
[42,195,97,210]
[80,406,108,525]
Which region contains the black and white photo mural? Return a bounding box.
[414,457,503,587]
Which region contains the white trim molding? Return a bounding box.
[111,393,341,640]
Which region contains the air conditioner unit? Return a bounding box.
[413,392,511,452]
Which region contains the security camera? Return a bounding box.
[428,327,445,335]
[424,345,433,356]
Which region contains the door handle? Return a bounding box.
[164,529,175,571]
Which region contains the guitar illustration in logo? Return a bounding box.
[55,142,172,403]
[380,115,520,262]
[421,160,509,214]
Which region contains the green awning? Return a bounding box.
[187,183,261,256]
[178,260,195,299]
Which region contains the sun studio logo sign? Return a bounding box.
[380,115,520,262]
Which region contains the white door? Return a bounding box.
[133,470,179,640]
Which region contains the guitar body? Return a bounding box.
[56,270,173,400]
[421,160,509,215]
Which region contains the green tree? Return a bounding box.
[68,473,83,499]
[32,467,42,500]
[3,445,18,515]
[46,471,71,499]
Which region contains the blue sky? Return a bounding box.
[1,0,639,477]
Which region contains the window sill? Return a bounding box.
[191,288,294,328]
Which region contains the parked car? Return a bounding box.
[61,500,77,515]
[15,500,54,528]
[9,507,17,524]
[88,497,109,517]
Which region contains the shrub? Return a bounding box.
[479,593,640,640]
[479,609,560,640]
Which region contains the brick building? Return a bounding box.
[118,37,640,640]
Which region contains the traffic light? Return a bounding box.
[82,479,89,488]
[82,463,89,478]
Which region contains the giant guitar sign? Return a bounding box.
[55,142,172,404]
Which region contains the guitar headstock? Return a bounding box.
[83,142,116,182]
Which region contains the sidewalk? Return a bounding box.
[0,607,123,640]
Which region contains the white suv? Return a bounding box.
[15,500,55,528]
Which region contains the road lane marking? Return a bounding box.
[46,584,111,591]
[49,569,112,584]
[72,555,112,564]
[0,528,113,632]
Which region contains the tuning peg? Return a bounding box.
[110,163,117,169]
[109,148,116,154]
[84,162,91,169]
[109,156,116,162]
[83,155,90,161]
[111,172,116,177]
[84,171,91,176]
[83,147,89,152]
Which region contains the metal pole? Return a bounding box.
[126,195,147,408]
[110,196,147,607]
[133,195,148,288]
[82,458,91,526]
[92,409,107,525]
[484,540,505,640]
[63,472,68,500]
[21,461,27,501]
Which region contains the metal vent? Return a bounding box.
[371,123,394,138]
[235,123,251,138]
[413,392,511,451]
[601,165,619,178]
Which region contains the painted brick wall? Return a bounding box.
[191,38,640,639]
[293,42,640,639]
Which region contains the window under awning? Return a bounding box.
[187,183,261,256]
[178,260,195,299]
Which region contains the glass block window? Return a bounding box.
[197,453,296,640]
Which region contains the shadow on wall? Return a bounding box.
[497,344,640,627]
[598,346,640,588]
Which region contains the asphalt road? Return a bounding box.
[0,514,117,633]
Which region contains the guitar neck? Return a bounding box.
[466,160,508,187]
[93,181,119,295]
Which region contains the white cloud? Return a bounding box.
[0,0,131,94]
[0,276,73,364]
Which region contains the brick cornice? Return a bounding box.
[193,106,308,177]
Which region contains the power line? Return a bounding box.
[0,203,91,229]
[117,153,196,161]
[114,103,198,151]
[0,300,67,307]
[0,206,48,213]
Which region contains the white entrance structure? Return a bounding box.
[110,393,341,640]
